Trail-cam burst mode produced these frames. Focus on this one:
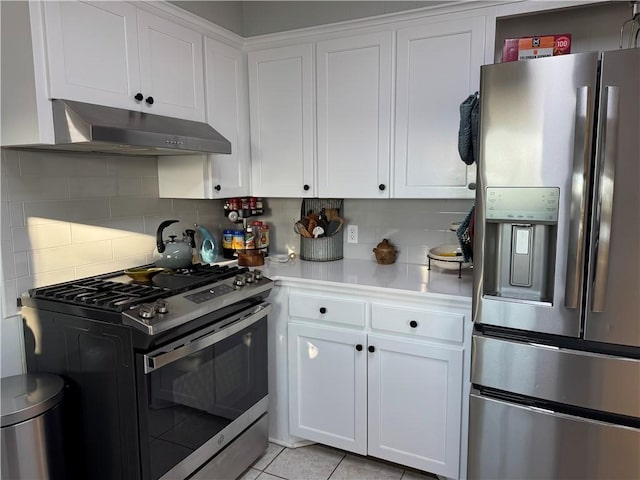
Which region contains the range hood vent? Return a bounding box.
[22,99,232,156]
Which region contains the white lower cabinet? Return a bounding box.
[288,323,368,454]
[367,334,463,477]
[288,291,467,479]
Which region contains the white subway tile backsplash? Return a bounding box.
[2,242,16,280]
[12,222,72,252]
[110,197,173,217]
[1,315,25,376]
[141,177,160,197]
[107,156,159,177]
[71,217,146,243]
[112,234,155,259]
[117,177,143,196]
[9,202,25,228]
[1,203,11,243]
[29,240,113,274]
[6,176,69,202]
[17,150,109,177]
[13,252,29,278]
[24,199,111,225]
[69,176,118,198]
[2,149,21,177]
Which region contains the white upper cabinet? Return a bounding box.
[394,16,485,198]
[249,44,315,197]
[158,37,250,199]
[316,32,393,198]
[44,1,140,111]
[43,1,205,121]
[203,37,250,198]
[136,9,205,121]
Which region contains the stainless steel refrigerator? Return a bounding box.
[469,48,640,479]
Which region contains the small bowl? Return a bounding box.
[124,267,167,282]
[428,244,472,271]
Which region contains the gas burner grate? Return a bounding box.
[30,278,169,312]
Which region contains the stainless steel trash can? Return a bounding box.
[1,373,66,479]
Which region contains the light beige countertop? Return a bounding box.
[257,257,473,301]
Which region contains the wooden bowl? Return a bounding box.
[124,267,167,282]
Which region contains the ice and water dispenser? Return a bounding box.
[482,187,560,303]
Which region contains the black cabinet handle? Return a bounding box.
[303,184,310,191]
[214,185,221,191]
[145,96,154,105]
[356,344,363,351]
[319,307,326,314]
[378,184,386,191]
[409,320,418,328]
[134,93,144,101]
[368,345,375,353]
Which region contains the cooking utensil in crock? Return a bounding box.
[294,222,313,238]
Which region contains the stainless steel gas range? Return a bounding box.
[20,264,273,480]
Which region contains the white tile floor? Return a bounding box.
[239,443,438,480]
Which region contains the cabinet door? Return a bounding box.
[367,334,463,478]
[394,16,484,198]
[288,323,367,454]
[44,1,141,110]
[316,32,392,198]
[137,9,205,121]
[249,45,315,197]
[203,37,250,198]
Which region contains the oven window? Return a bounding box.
[139,317,267,479]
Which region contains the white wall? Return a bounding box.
[172,1,443,37]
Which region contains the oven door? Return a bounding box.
[136,302,270,480]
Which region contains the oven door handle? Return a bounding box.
[143,302,272,374]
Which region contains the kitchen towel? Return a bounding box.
[458,92,480,165]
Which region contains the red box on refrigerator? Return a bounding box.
[502,34,572,62]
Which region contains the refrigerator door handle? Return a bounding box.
[565,86,591,309]
[592,86,619,312]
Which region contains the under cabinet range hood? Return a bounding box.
[22,99,232,156]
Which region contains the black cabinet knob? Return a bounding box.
[468,182,477,190]
[145,96,154,105]
[214,185,221,191]
[368,345,375,353]
[356,344,363,351]
[319,307,327,314]
[303,184,310,191]
[378,184,386,191]
[134,93,144,101]
[409,320,418,328]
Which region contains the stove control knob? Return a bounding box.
[245,272,255,284]
[253,269,263,281]
[233,275,246,289]
[154,300,169,314]
[138,304,156,319]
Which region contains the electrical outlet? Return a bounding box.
[347,225,358,244]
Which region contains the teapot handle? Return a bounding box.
[156,220,179,253]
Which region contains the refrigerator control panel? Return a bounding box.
[486,187,559,222]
